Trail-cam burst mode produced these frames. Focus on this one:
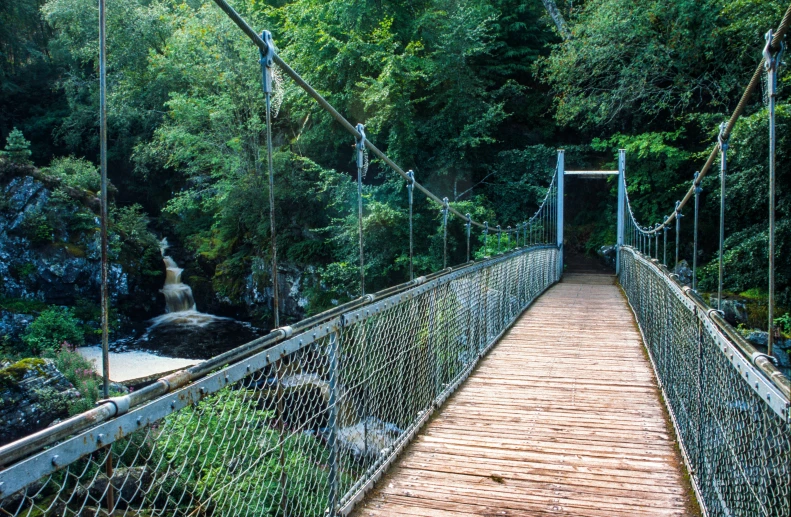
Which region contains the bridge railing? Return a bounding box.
[0,245,559,517]
[619,246,790,517]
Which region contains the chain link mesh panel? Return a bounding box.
[0,246,558,517]
[619,247,790,517]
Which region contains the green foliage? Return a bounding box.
[21,306,84,355]
[19,209,54,246]
[151,389,333,515]
[0,296,48,313]
[111,204,164,280]
[32,386,70,415]
[1,127,33,164]
[775,313,791,336]
[2,0,788,329]
[47,344,99,414]
[538,0,788,130]
[45,156,100,192]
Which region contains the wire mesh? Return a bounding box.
[619,247,790,517]
[0,246,558,517]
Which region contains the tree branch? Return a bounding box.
[540,0,572,40]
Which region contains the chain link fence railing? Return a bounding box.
[619,246,790,517]
[0,245,559,517]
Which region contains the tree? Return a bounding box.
[1,127,33,164]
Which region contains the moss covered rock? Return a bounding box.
[0,358,78,446]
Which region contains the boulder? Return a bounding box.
[0,310,35,344]
[673,260,692,286]
[597,245,617,269]
[707,296,749,326]
[0,358,79,446]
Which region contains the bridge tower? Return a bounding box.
[616,149,626,274]
[559,150,625,274]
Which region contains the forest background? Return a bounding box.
[1,0,789,356]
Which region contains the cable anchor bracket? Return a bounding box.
[259,30,275,94]
[355,123,366,166]
[717,121,729,152]
[764,29,785,76]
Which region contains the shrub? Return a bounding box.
[46,156,101,193]
[22,307,85,355]
[150,389,335,515]
[19,210,54,246]
[775,312,791,337]
[48,344,100,415]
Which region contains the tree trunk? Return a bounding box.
[540,0,572,40]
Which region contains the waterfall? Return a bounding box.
[149,239,225,328]
[162,256,196,313]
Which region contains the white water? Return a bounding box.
[77,347,194,383]
[149,238,228,328]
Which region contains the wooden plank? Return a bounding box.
[351,274,698,517]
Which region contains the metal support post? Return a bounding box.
[497,225,501,254]
[99,0,115,500]
[98,0,110,401]
[327,328,340,516]
[663,225,669,266]
[98,4,113,509]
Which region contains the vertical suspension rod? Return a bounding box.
[407,170,414,280]
[260,31,280,327]
[693,172,701,291]
[466,213,471,262]
[717,122,729,311]
[442,197,449,268]
[764,30,783,357]
[356,124,366,295]
[675,201,682,272]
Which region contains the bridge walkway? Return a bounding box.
[353,270,697,517]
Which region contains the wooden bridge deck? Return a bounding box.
[354,272,696,517]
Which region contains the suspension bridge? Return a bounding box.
[0,1,789,516]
